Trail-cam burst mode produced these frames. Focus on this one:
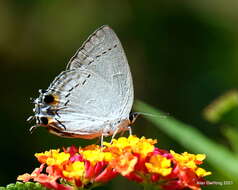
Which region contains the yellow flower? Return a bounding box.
[35,149,60,163]
[104,136,156,157]
[195,154,206,161]
[196,167,212,177]
[171,151,201,169]
[80,149,113,165]
[145,154,172,176]
[35,149,70,166]
[63,161,85,180]
[170,150,211,177]
[17,173,31,182]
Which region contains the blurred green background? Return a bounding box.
[1,0,238,189]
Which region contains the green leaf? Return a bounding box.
[134,100,238,180]
[222,126,238,155]
[0,182,49,190]
[203,90,238,124]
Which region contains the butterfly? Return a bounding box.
[28,25,138,139]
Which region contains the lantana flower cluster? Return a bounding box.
[17,136,211,190]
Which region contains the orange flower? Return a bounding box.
[17,136,211,190]
[145,154,172,176]
[110,152,138,176]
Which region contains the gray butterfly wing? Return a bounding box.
[45,68,115,137]
[47,67,131,137]
[66,25,134,119]
[47,26,134,137]
[67,25,117,69]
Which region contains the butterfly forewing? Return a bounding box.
[67,25,134,118]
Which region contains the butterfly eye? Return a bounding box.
[44,94,54,103]
[40,117,49,125]
[129,112,140,124]
[129,113,134,122]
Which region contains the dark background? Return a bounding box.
[1,0,237,189]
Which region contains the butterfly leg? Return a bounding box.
[128,126,132,136]
[110,128,120,143]
[119,126,132,137]
[100,133,104,147]
[29,125,38,134]
[27,115,34,122]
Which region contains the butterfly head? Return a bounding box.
[28,89,62,132]
[129,112,140,125]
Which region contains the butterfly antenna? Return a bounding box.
[136,112,169,119]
